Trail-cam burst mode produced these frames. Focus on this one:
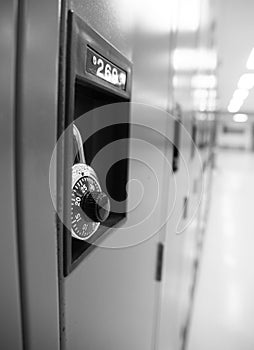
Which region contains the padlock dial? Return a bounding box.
[82,191,110,222]
[71,163,110,240]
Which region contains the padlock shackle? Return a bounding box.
[73,124,86,164]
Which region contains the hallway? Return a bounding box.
[187,150,254,350]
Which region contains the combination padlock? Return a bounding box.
[71,124,110,240]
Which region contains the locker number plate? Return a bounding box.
[86,47,127,90]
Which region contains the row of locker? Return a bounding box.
[0,0,217,349]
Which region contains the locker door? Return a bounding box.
[59,3,174,350]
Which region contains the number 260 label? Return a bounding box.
[86,47,127,90]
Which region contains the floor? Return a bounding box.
[187,150,254,350]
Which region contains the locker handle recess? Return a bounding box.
[172,104,182,172]
[155,243,164,282]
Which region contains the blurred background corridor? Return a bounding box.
[188,149,254,350]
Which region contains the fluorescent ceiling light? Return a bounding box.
[208,90,217,99]
[246,48,254,69]
[196,113,207,120]
[177,0,200,32]
[229,98,243,106]
[233,114,248,123]
[227,99,243,113]
[207,99,216,111]
[237,73,254,89]
[192,89,209,99]
[193,89,217,112]
[191,74,217,89]
[132,0,178,33]
[172,49,217,71]
[198,101,207,112]
[193,88,217,111]
[233,89,249,100]
[208,114,215,121]
[173,75,190,88]
[228,105,241,113]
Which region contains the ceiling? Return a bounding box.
[216,0,254,114]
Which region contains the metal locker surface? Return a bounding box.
[14,0,60,348]
[0,1,23,348]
